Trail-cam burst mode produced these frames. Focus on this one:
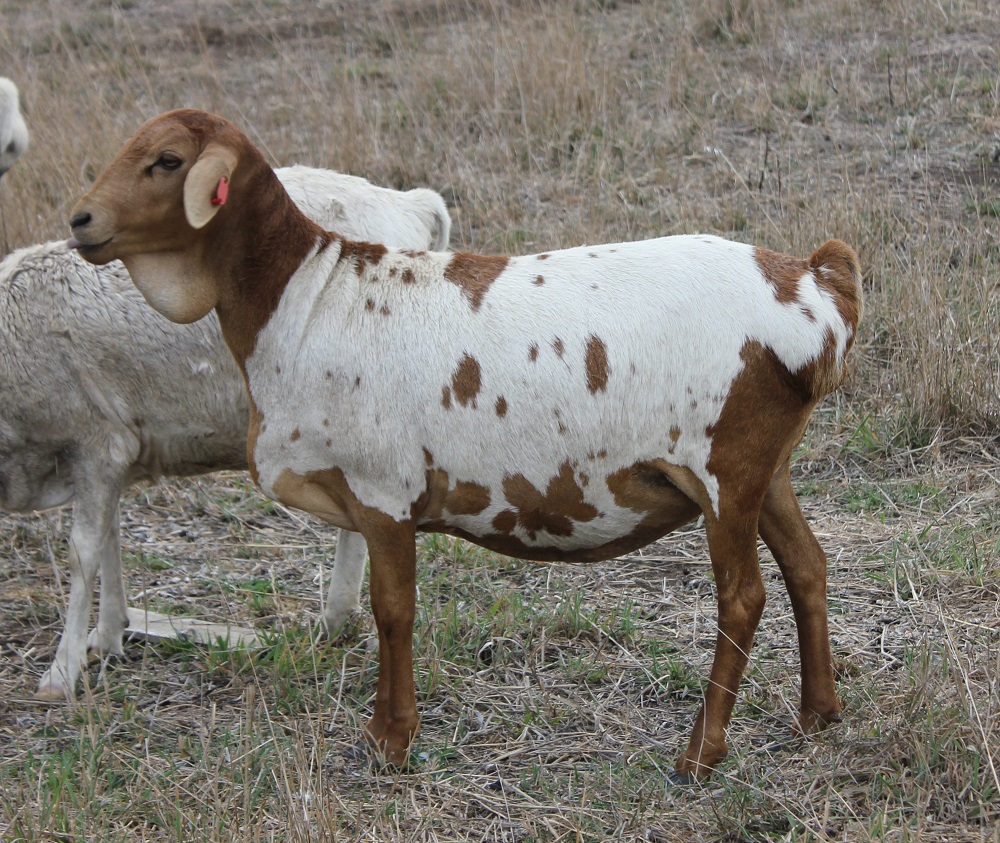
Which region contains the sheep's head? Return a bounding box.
[69,108,248,323]
[0,78,29,177]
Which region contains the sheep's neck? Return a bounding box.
[213,184,332,368]
[124,250,219,326]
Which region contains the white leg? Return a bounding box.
[89,512,128,657]
[36,477,125,699]
[318,528,368,635]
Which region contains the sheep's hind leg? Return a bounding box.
[758,460,841,735]
[317,528,368,637]
[674,505,766,781]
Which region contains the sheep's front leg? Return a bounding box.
[318,528,368,636]
[675,511,766,780]
[37,477,126,699]
[361,517,419,765]
[758,462,841,735]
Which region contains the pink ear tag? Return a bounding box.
[211,176,229,206]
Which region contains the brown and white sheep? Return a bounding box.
[1,165,449,700]
[69,108,862,781]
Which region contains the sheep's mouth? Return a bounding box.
[67,236,113,257]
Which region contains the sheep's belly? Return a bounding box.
[409,456,703,564]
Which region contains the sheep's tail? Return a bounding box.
[804,239,864,399]
[409,188,452,251]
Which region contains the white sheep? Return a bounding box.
[69,108,862,781]
[0,77,28,177]
[1,164,450,700]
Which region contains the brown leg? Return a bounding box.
[676,509,766,779]
[758,461,842,734]
[361,516,420,765]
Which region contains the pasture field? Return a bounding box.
[0,0,998,840]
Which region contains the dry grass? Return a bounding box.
[0,0,999,840]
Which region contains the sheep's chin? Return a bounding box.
[68,238,116,265]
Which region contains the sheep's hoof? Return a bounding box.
[314,609,368,645]
[343,737,414,771]
[87,624,127,657]
[343,739,377,765]
[35,682,72,702]
[794,708,842,736]
[666,769,697,787]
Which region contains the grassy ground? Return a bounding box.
[0,0,998,840]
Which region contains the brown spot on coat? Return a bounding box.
[423,447,434,466]
[494,462,600,541]
[354,376,362,389]
[402,268,416,284]
[553,338,565,358]
[447,481,492,516]
[534,275,545,286]
[441,386,452,409]
[491,509,518,534]
[495,396,508,417]
[341,239,388,272]
[537,253,551,260]
[365,298,376,311]
[585,335,610,394]
[290,428,301,442]
[451,354,482,408]
[528,344,539,363]
[754,246,806,306]
[444,252,509,310]
[380,304,391,316]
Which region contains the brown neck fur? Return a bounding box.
[201,126,335,365]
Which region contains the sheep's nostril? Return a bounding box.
[69,211,92,230]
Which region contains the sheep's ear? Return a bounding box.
[183,143,238,229]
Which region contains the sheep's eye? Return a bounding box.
[154,154,183,172]
[5,141,15,155]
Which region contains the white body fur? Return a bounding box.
[0,77,29,176]
[251,235,852,528]
[0,167,450,698]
